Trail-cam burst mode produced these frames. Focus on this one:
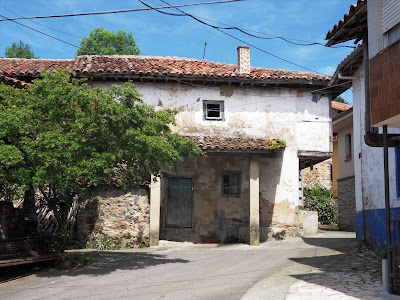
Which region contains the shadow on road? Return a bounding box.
[37,251,190,278]
[286,232,381,298]
[301,236,355,252]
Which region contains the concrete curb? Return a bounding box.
[241,262,313,300]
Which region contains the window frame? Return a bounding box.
[345,134,352,160]
[203,100,225,121]
[221,171,242,197]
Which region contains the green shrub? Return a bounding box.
[303,187,337,225]
[86,234,122,250]
[38,230,71,255]
[58,253,93,270]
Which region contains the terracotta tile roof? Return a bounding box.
[0,75,30,88]
[0,58,75,77]
[184,136,272,152]
[325,0,367,46]
[331,101,352,112]
[332,106,353,122]
[0,55,330,83]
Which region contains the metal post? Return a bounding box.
[384,125,392,292]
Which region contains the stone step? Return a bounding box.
[161,227,200,242]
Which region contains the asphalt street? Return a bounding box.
[0,230,380,300]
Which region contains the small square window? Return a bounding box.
[203,100,224,121]
[221,171,241,197]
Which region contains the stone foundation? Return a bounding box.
[337,176,355,231]
[76,188,150,248]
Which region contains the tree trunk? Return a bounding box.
[23,183,37,222]
[58,202,70,231]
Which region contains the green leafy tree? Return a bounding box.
[333,96,349,104]
[4,40,38,58]
[76,27,140,56]
[0,69,201,230]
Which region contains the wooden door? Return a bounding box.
[166,178,193,228]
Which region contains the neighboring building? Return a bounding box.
[0,47,333,246]
[326,0,400,251]
[302,101,352,198]
[333,107,355,231]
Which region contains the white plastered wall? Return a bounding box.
[352,63,400,212]
[93,81,331,208]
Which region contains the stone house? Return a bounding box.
[0,46,333,246]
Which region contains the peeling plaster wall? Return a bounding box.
[161,151,300,242]
[94,82,331,152]
[93,81,330,240]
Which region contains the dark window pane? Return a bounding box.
[221,171,241,196]
[207,103,220,118]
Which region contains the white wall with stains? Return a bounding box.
[352,65,400,212]
[95,81,331,150]
[93,80,330,239]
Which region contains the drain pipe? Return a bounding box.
[338,72,359,80]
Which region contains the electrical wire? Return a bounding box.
[0,13,79,48]
[0,5,81,38]
[143,0,355,49]
[0,0,244,22]
[142,0,326,75]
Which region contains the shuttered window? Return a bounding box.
[382,0,400,33]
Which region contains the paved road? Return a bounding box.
[0,230,381,300]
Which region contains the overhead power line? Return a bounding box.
[0,5,81,38]
[142,0,326,75]
[0,0,244,22]
[0,13,79,48]
[144,0,355,49]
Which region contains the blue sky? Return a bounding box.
[0,0,356,102]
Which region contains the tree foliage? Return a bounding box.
[333,96,349,104]
[4,40,38,58]
[76,27,140,56]
[303,187,337,225]
[0,69,201,229]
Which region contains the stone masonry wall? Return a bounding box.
[337,176,355,231]
[76,188,150,248]
[302,158,332,190]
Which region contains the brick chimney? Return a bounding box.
[237,46,250,74]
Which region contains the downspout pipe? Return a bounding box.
[338,72,359,80]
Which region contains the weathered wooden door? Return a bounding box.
[166,178,193,228]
